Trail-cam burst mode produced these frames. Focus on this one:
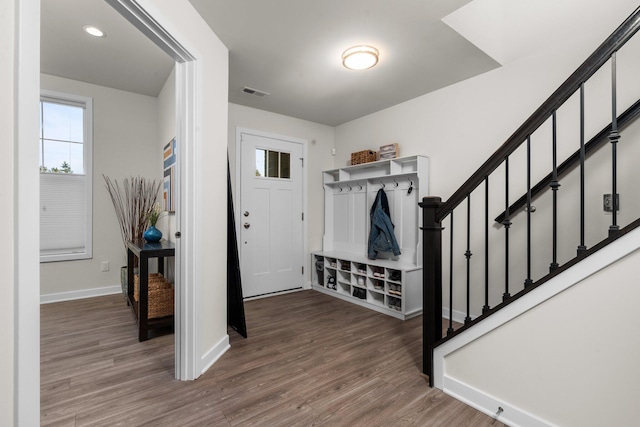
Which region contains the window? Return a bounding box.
[39,90,93,262]
[255,148,291,179]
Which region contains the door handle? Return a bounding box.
[244,223,251,229]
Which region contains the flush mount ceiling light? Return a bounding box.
[83,25,106,38]
[342,45,379,70]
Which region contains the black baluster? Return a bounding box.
[524,136,533,288]
[609,51,620,235]
[502,158,511,301]
[550,111,560,272]
[465,195,472,325]
[448,212,454,335]
[578,83,587,254]
[483,176,490,314]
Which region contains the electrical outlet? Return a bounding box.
[101,261,110,272]
[603,193,619,212]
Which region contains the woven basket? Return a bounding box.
[133,273,174,318]
[351,150,377,165]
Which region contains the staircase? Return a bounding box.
[421,6,640,426]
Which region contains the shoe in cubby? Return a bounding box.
[372,266,385,278]
[388,269,401,282]
[352,287,366,300]
[388,284,402,296]
[327,275,337,290]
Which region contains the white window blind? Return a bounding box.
[40,174,86,253]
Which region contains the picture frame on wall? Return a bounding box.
[163,138,176,212]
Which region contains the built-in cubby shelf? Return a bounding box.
[312,155,428,320]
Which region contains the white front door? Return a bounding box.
[239,130,304,298]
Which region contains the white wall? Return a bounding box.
[2,0,16,424]
[227,103,335,283]
[445,241,640,426]
[335,2,640,315]
[156,66,177,273]
[138,0,230,375]
[40,74,162,298]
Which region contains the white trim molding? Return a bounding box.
[443,376,556,427]
[40,286,121,304]
[199,334,230,377]
[104,0,199,381]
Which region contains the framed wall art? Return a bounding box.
[163,137,176,212]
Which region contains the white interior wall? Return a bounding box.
[444,242,640,426]
[39,74,162,298]
[137,0,230,374]
[156,66,176,254]
[2,0,16,424]
[227,103,335,283]
[335,3,640,317]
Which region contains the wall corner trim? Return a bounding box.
[199,334,230,377]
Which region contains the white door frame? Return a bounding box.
[235,127,309,295]
[15,0,202,423]
[104,0,198,381]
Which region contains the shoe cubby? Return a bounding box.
[311,252,422,320]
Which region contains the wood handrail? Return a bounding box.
[436,6,640,223]
[494,98,640,224]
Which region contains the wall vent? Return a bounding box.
[242,86,270,97]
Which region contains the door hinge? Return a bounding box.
[301,157,304,167]
[302,212,304,221]
[301,266,304,275]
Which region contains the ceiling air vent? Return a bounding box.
[242,86,270,97]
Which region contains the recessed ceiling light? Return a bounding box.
[83,25,106,38]
[342,45,379,70]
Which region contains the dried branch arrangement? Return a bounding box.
[103,175,162,252]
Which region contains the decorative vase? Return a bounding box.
[143,225,162,242]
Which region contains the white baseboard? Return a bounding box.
[199,334,230,377]
[443,375,556,427]
[40,285,122,304]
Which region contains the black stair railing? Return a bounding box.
[420,6,640,387]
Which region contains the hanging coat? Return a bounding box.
[368,188,401,259]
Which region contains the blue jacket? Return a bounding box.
[368,189,401,259]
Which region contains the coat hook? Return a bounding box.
[358,183,363,191]
[338,186,343,192]
[347,184,352,191]
[380,182,385,188]
[393,179,399,188]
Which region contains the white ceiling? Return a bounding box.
[189,0,500,126]
[41,0,174,98]
[41,0,503,126]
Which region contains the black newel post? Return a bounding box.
[420,196,443,387]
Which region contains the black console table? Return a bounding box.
[127,239,175,341]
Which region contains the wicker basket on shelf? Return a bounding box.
[133,273,174,318]
[351,150,377,165]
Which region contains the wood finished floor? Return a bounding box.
[41,290,506,426]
